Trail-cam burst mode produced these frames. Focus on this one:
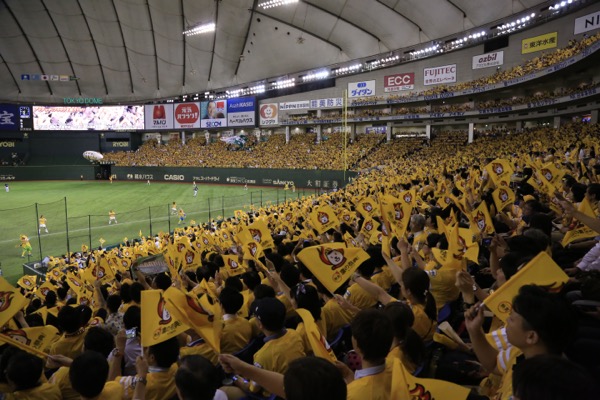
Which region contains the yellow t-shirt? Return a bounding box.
[385,344,416,375]
[411,303,436,342]
[221,316,253,354]
[322,298,353,341]
[493,346,522,400]
[117,363,177,400]
[48,366,78,400]
[425,268,460,310]
[99,381,124,400]
[294,316,328,356]
[49,329,86,359]
[347,368,390,400]
[180,340,219,365]
[345,282,378,310]
[39,217,47,226]
[371,266,395,292]
[6,382,62,400]
[253,329,305,374]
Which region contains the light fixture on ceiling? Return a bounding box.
[183,22,216,36]
[259,0,299,10]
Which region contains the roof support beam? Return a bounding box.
[76,0,108,95]
[181,0,186,89]
[110,0,134,93]
[0,52,21,94]
[234,0,258,77]
[146,0,160,91]
[375,0,423,33]
[207,0,220,82]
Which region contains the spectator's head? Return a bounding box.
[351,309,393,364]
[129,282,144,303]
[123,305,141,331]
[6,351,43,391]
[569,183,587,203]
[44,290,57,308]
[84,327,115,358]
[146,337,179,369]
[57,305,82,334]
[120,283,132,303]
[76,304,93,327]
[280,264,301,289]
[152,273,172,291]
[106,294,122,314]
[508,285,577,355]
[175,355,221,400]
[255,297,286,333]
[409,214,426,232]
[224,276,243,292]
[401,268,437,321]
[512,355,595,400]
[219,286,244,315]
[290,283,321,321]
[585,183,600,204]
[69,351,109,399]
[283,357,347,400]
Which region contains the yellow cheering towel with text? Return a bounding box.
[164,287,221,354]
[297,243,369,294]
[561,198,599,247]
[309,205,340,234]
[483,252,568,323]
[0,326,60,358]
[141,290,189,347]
[296,308,336,362]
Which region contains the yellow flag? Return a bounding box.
[246,220,275,250]
[492,186,515,212]
[0,326,59,353]
[36,281,56,302]
[140,290,189,347]
[65,273,85,294]
[296,308,336,362]
[0,277,29,328]
[471,201,495,236]
[399,189,417,207]
[432,226,478,269]
[164,287,221,354]
[483,252,568,322]
[360,217,380,238]
[309,205,341,234]
[17,275,37,291]
[485,158,514,186]
[393,356,469,400]
[380,195,412,238]
[222,255,246,277]
[539,162,565,188]
[561,198,599,246]
[174,236,202,270]
[237,231,265,260]
[297,243,370,294]
[46,268,64,282]
[356,197,379,218]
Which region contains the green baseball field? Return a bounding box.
[0,181,305,284]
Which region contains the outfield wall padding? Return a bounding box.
[0,165,356,189]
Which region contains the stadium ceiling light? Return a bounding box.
[258,0,299,10]
[183,22,216,36]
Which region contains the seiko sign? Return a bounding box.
[164,174,185,181]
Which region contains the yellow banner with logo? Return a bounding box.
[522,32,557,54]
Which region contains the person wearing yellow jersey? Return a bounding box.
[465,285,578,400]
[50,305,87,359]
[409,214,428,251]
[19,234,32,258]
[112,336,179,400]
[288,283,328,355]
[171,201,177,215]
[383,302,425,375]
[344,309,394,400]
[178,208,186,225]
[108,210,117,225]
[219,287,253,354]
[4,352,61,400]
[38,215,49,234]
[69,351,125,400]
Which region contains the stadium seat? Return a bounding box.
[330,324,353,358]
[233,334,266,365]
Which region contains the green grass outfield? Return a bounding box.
[0,181,309,284]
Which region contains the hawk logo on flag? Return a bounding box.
[0,292,14,313]
[223,232,229,240]
[249,229,262,243]
[317,212,330,225]
[285,213,293,221]
[393,203,404,220]
[499,189,509,203]
[410,383,433,400]
[79,296,90,306]
[475,211,486,232]
[51,270,61,278]
[69,277,81,287]
[185,251,194,265]
[362,202,373,212]
[248,242,259,257]
[177,243,186,252]
[40,287,50,298]
[5,330,31,346]
[227,258,239,270]
[121,260,129,268]
[318,247,346,271]
[185,294,214,322]
[22,278,33,288]
[343,214,350,222]
[403,193,413,204]
[498,301,512,314]
[364,221,374,232]
[381,223,389,236]
[492,163,504,175]
[542,168,553,181]
[453,235,468,261]
[157,295,172,325]
[93,266,106,279]
[203,237,209,245]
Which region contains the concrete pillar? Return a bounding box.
[350,124,356,142]
[181,131,186,145]
[316,109,322,118]
[553,116,561,129]
[386,123,392,143]
[285,126,290,144]
[590,109,599,124]
[316,125,321,144]
[516,121,523,131]
[468,123,474,144]
[426,125,431,140]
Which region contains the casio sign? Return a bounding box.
[164,174,185,181]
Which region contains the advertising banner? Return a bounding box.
[227,97,256,127]
[424,64,456,86]
[472,51,504,69]
[522,32,557,54]
[309,98,344,108]
[19,106,33,131]
[279,101,311,110]
[0,105,18,131]
[259,103,278,126]
[574,11,600,35]
[144,104,174,130]
[348,80,376,98]
[34,106,144,131]
[173,102,200,129]
[201,100,227,128]
[384,73,415,92]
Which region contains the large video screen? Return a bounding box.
[33,106,144,131]
[200,100,227,128]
